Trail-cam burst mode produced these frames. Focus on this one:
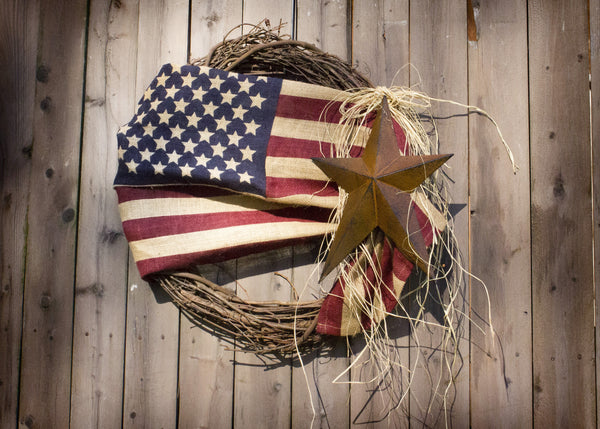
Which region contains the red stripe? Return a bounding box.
[276,95,344,123]
[265,177,338,199]
[122,205,332,241]
[116,185,233,203]
[266,136,365,159]
[138,236,320,279]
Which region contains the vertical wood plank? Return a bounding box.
[296,0,349,62]
[592,0,600,423]
[351,0,408,86]
[290,247,350,429]
[232,4,295,428]
[69,1,139,428]
[233,249,294,429]
[529,1,594,427]
[350,2,410,427]
[409,1,470,426]
[243,0,294,32]
[292,5,350,428]
[16,1,88,428]
[122,1,189,428]
[177,4,242,428]
[469,1,532,426]
[190,0,242,61]
[0,1,38,427]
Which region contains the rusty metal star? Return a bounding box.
[312,97,452,279]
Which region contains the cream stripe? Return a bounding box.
[270,116,370,145]
[130,221,336,262]
[411,191,448,232]
[265,157,329,181]
[268,194,338,209]
[119,195,288,222]
[279,79,344,101]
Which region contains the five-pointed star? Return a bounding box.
[211,143,227,158]
[221,90,236,105]
[139,148,152,162]
[208,166,222,180]
[238,79,252,93]
[239,145,255,161]
[312,97,452,279]
[174,98,187,113]
[158,110,172,125]
[228,131,243,146]
[188,112,202,127]
[245,120,260,135]
[198,128,212,144]
[181,73,195,88]
[125,160,138,173]
[167,151,180,164]
[224,157,240,171]
[231,105,246,120]
[170,124,185,140]
[155,73,168,87]
[238,171,253,184]
[154,136,169,151]
[180,163,194,177]
[249,93,266,108]
[214,116,229,132]
[210,75,224,90]
[192,88,205,100]
[118,146,127,160]
[153,162,166,175]
[196,154,209,167]
[182,140,196,153]
[203,102,218,117]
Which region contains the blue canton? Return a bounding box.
[114,64,283,197]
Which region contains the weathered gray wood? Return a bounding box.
[351,0,408,86]
[231,4,295,429]
[122,1,188,428]
[409,0,469,426]
[178,262,236,429]
[296,0,350,62]
[16,0,87,428]
[176,4,242,428]
[291,6,350,428]
[349,2,410,427]
[592,0,600,424]
[189,0,243,61]
[233,248,294,429]
[0,1,38,428]
[529,0,594,427]
[290,247,350,429]
[69,1,139,428]
[469,1,532,427]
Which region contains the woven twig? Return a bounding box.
[158,21,372,355]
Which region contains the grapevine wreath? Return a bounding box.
[114,21,513,355]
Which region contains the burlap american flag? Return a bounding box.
[114,64,445,335]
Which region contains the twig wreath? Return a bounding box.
[115,21,515,357]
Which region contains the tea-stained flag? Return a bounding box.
[114,64,446,335]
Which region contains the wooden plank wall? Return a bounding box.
[0,0,598,427]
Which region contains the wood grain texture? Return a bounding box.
[350,2,410,427]
[178,263,236,429]
[233,249,294,429]
[291,8,350,428]
[243,0,294,33]
[290,245,349,429]
[296,0,349,62]
[592,0,600,423]
[231,4,295,429]
[0,1,38,428]
[351,0,408,86]
[409,0,469,426]
[469,1,532,427]
[529,0,594,427]
[177,5,242,427]
[17,0,87,427]
[121,1,188,428]
[189,0,243,61]
[69,1,139,428]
